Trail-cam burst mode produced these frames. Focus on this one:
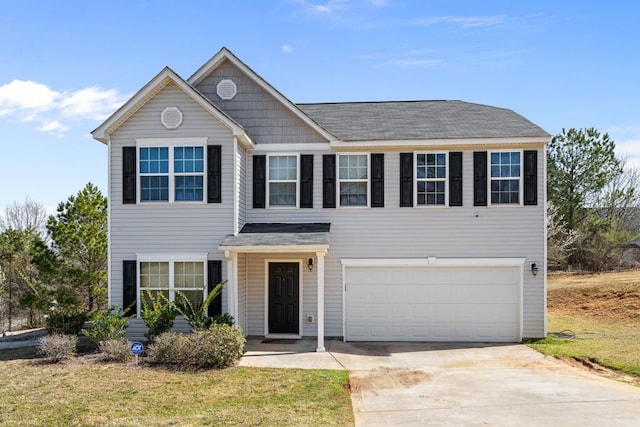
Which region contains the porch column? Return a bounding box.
[316,251,325,352]
[225,251,238,322]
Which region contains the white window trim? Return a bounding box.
[135,138,208,204]
[337,152,370,208]
[135,253,208,317]
[266,153,300,208]
[488,149,524,207]
[414,151,449,207]
[263,258,304,338]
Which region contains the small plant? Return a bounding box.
[212,312,234,327]
[140,290,176,341]
[174,281,227,331]
[38,334,78,361]
[82,306,130,344]
[45,311,88,335]
[99,339,132,362]
[148,324,245,369]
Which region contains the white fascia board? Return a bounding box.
[218,245,329,254]
[330,136,550,150]
[341,257,526,268]
[187,48,336,142]
[91,67,250,146]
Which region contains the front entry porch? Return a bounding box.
[218,223,330,352]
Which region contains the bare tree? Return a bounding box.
[0,198,49,239]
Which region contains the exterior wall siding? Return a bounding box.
[108,82,235,338]
[194,60,327,145]
[243,146,546,338]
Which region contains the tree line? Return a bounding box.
[0,183,106,332]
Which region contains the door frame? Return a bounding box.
[264,258,303,338]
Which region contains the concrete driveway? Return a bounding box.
[328,341,640,426]
[241,339,640,426]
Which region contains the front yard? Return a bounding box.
[528,270,640,382]
[0,357,353,426]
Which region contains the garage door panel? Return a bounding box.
[345,264,521,342]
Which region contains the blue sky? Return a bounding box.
[1,0,638,211]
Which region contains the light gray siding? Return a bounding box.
[236,145,247,232]
[243,146,546,338]
[108,82,235,338]
[195,60,328,145]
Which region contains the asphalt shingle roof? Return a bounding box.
[297,100,549,141]
[218,223,331,248]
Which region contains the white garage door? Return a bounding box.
[344,260,522,342]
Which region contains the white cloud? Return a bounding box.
[0,79,129,137]
[281,44,295,54]
[0,80,60,113]
[390,58,446,68]
[59,87,127,120]
[38,120,70,138]
[412,15,506,28]
[369,0,386,7]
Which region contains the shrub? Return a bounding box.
[148,324,245,369]
[45,311,88,335]
[140,290,176,341]
[82,306,130,344]
[99,339,132,362]
[212,313,234,327]
[38,334,78,361]
[174,281,226,331]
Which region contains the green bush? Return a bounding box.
[212,313,234,327]
[82,306,130,343]
[174,281,226,331]
[38,334,78,361]
[45,311,88,335]
[148,324,245,369]
[140,290,176,341]
[99,339,132,362]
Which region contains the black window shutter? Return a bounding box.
[370,153,384,207]
[122,147,136,204]
[473,151,488,206]
[253,155,266,208]
[449,152,463,206]
[122,260,137,316]
[207,145,222,203]
[400,153,413,207]
[523,150,538,205]
[208,260,223,317]
[323,154,336,208]
[300,154,314,208]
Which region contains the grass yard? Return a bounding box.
[0,357,353,426]
[528,270,640,382]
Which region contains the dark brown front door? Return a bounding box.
[268,262,299,334]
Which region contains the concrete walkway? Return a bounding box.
[241,339,640,426]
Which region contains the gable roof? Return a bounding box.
[188,47,336,141]
[297,100,549,143]
[92,67,253,147]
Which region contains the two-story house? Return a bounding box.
[92,48,549,351]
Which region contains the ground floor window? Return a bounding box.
[139,259,205,305]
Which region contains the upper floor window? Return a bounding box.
[416,153,447,206]
[338,154,368,207]
[268,155,298,207]
[490,151,521,205]
[138,141,205,203]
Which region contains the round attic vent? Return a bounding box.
[217,79,237,100]
[161,107,183,129]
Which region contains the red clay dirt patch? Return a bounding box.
[349,367,431,392]
[548,271,640,321]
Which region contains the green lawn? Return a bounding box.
[0,359,353,426]
[527,271,640,382]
